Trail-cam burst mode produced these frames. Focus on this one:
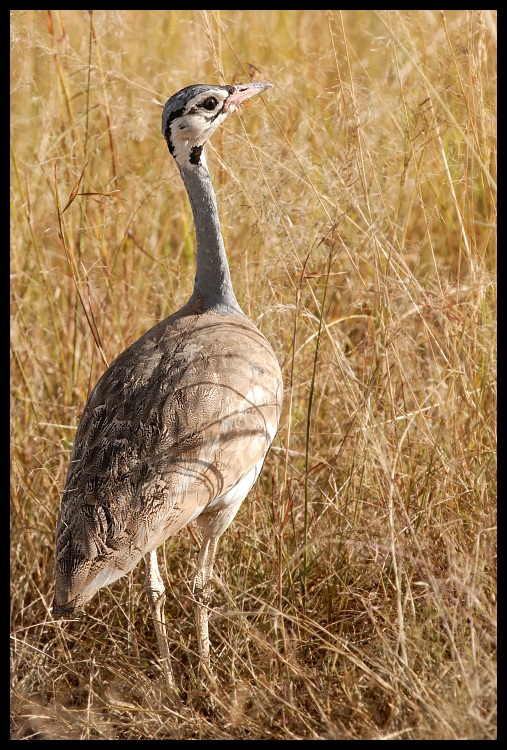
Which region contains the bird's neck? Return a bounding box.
[178,161,243,315]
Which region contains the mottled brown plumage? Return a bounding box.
[54,306,281,613]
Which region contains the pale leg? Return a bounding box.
[191,536,218,668]
[145,549,175,692]
[191,497,244,670]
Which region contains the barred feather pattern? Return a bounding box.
[53,302,282,615]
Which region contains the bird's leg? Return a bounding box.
[191,499,244,672]
[145,549,175,693]
[191,535,218,670]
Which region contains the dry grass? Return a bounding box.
[10,10,496,740]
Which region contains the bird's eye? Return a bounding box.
[201,97,218,111]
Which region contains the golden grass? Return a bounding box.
[11,9,496,739]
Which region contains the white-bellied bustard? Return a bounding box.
[52,82,282,691]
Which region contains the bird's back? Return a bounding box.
[53,304,282,615]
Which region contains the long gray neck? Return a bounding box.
[178,161,243,315]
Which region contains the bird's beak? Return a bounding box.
[223,82,273,113]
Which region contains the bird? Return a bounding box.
[52,82,282,691]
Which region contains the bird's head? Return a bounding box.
[162,82,272,168]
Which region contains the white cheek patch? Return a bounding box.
[179,113,211,140]
[170,103,229,167]
[171,136,197,167]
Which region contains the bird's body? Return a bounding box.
[54,306,280,611]
[53,81,281,688]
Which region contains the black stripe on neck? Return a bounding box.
[190,145,203,165]
[164,107,184,156]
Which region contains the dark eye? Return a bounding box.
[201,97,218,111]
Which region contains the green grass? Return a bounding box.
[11,10,496,739]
